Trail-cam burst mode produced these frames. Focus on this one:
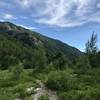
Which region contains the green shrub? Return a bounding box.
[58,86,100,100]
[38,94,50,100]
[75,56,91,74]
[46,70,77,91]
[58,90,93,100]
[12,84,27,99]
[11,63,23,80]
[0,89,15,100]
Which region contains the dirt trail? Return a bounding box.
[16,80,58,100]
[33,80,58,100]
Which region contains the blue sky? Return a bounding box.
[0,0,100,51]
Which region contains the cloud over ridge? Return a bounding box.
[1,0,100,27]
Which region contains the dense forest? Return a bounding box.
[0,22,100,100]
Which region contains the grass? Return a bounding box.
[1,68,100,100]
[0,69,38,99]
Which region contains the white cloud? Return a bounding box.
[16,0,100,27]
[97,3,100,8]
[17,24,38,30]
[20,16,28,19]
[3,14,16,20]
[17,0,30,8]
[0,19,5,22]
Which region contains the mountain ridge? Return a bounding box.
[0,22,82,60]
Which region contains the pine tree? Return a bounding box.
[85,32,98,67]
[85,33,98,55]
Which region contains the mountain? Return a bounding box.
[0,22,82,69]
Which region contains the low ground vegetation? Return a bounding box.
[0,33,100,100]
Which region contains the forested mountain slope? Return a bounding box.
[0,22,82,69]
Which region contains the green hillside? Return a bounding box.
[0,22,82,57]
[0,22,83,70]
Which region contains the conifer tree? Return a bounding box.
[85,32,98,67]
